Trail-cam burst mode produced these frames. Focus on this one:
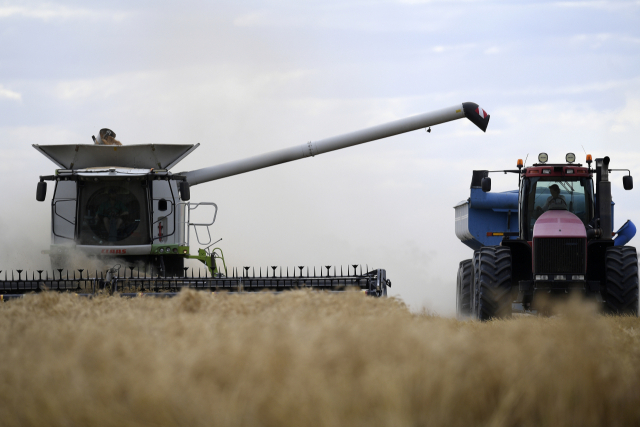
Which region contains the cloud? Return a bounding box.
[553,1,640,10]
[611,98,640,133]
[54,76,131,101]
[0,4,126,21]
[484,46,500,54]
[396,0,481,3]
[502,76,640,97]
[431,43,475,53]
[0,85,21,101]
[233,12,265,27]
[569,32,640,48]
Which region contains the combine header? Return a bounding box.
[0,265,387,300]
[1,102,491,298]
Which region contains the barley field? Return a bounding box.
[1,290,639,427]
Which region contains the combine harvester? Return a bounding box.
[455,153,638,319]
[1,102,490,300]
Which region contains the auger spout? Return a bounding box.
[184,102,490,186]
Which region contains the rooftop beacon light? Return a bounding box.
[517,158,523,169]
[586,154,593,167]
[566,153,576,163]
[538,153,548,164]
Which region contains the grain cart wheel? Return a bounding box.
[456,259,473,316]
[603,246,639,315]
[471,250,480,317]
[475,246,512,321]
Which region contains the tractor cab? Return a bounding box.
[519,161,594,241]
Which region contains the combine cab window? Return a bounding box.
[77,180,150,245]
[522,177,594,240]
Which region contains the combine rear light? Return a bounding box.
[572,275,585,280]
[566,169,574,174]
[536,275,548,281]
[555,275,566,280]
[542,169,551,174]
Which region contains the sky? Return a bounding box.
[1,0,639,314]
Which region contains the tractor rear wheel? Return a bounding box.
[603,246,639,315]
[471,250,480,316]
[473,246,512,321]
[456,259,473,316]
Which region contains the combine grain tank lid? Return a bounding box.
[32,143,199,170]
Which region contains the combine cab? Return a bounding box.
[455,153,638,319]
[2,102,491,298]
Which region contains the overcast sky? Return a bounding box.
[1,0,639,313]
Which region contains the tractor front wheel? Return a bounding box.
[603,246,639,315]
[456,259,473,316]
[473,246,512,321]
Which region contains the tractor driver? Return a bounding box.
[96,188,129,241]
[537,184,567,214]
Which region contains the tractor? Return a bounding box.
[455,153,638,319]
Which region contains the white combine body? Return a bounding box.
[0,102,490,298]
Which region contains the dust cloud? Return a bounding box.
[1,290,639,427]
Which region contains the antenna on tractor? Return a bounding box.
[523,153,529,168]
[581,145,589,157]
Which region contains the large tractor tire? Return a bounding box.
[471,250,480,317]
[603,246,639,315]
[473,246,512,321]
[456,259,473,316]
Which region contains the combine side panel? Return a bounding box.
[151,180,179,244]
[51,181,77,243]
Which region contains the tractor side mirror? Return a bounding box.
[36,181,47,202]
[481,177,491,192]
[158,199,168,211]
[180,181,191,201]
[623,175,633,190]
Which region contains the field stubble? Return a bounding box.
[0,290,639,427]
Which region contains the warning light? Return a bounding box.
[517,159,523,168]
[586,154,592,163]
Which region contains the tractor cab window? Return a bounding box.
[522,177,594,239]
[76,180,150,246]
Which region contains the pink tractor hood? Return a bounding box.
[533,210,587,239]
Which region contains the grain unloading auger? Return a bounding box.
[1,102,490,299]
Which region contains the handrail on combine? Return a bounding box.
[181,202,219,247]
